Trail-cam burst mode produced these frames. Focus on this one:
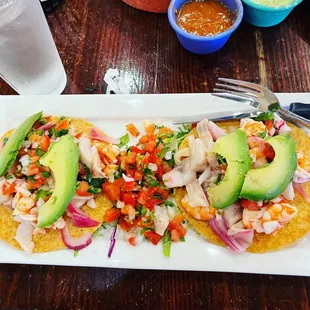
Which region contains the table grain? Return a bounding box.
[0,0,310,309]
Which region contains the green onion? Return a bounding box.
[117,133,130,148]
[36,189,47,200]
[163,230,171,257]
[42,171,51,178]
[255,111,274,122]
[36,148,45,157]
[163,200,175,207]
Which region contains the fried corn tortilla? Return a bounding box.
[175,120,310,253]
[0,118,113,253]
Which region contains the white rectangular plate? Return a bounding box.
[1,93,310,276]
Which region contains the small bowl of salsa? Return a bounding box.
[242,0,303,27]
[168,0,244,54]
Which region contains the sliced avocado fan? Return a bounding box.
[0,111,42,177]
[37,135,79,228]
[207,129,252,209]
[240,134,297,201]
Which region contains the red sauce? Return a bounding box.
[176,1,233,37]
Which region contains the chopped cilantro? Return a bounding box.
[218,154,226,165]
[36,189,47,200]
[90,178,105,188]
[74,250,79,257]
[258,131,267,139]
[180,237,185,242]
[60,116,66,121]
[36,130,44,136]
[28,176,36,184]
[88,186,102,194]
[117,133,130,148]
[143,167,153,176]
[166,157,175,168]
[6,174,13,180]
[149,179,160,187]
[36,148,45,156]
[114,167,123,180]
[55,129,69,137]
[138,205,147,216]
[3,137,9,145]
[255,111,274,121]
[42,171,51,178]
[82,164,92,183]
[39,118,47,125]
[153,193,163,200]
[149,212,155,221]
[163,230,171,257]
[163,200,175,207]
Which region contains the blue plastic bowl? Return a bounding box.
[242,0,303,27]
[168,0,244,55]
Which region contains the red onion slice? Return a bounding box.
[61,223,92,250]
[67,203,100,228]
[38,122,56,131]
[209,217,254,253]
[108,223,118,258]
[293,183,310,203]
[90,127,120,145]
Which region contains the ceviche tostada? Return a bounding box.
[1,111,310,256]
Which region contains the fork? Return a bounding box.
[213,78,310,129]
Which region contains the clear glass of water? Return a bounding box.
[0,0,67,95]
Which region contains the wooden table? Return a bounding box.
[0,0,310,309]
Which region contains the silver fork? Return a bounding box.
[213,78,310,129]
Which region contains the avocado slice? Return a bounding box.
[0,111,42,177]
[240,134,297,201]
[207,129,252,209]
[37,135,79,228]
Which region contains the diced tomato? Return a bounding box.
[122,180,136,191]
[240,199,261,211]
[145,198,162,211]
[55,118,69,131]
[102,178,124,201]
[265,120,273,130]
[168,214,185,231]
[2,182,16,195]
[27,177,45,190]
[144,231,162,245]
[145,123,155,134]
[104,208,121,223]
[157,165,163,180]
[125,166,136,178]
[144,141,157,153]
[134,170,143,181]
[191,123,197,130]
[263,143,275,163]
[76,181,92,196]
[176,225,187,238]
[126,123,140,137]
[128,237,136,246]
[139,135,149,144]
[27,163,40,176]
[39,135,50,152]
[125,153,137,165]
[122,192,137,206]
[155,187,170,199]
[137,189,149,205]
[142,156,149,167]
[18,148,28,157]
[30,155,40,163]
[171,229,181,242]
[149,154,162,166]
[130,146,144,154]
[119,216,133,231]
[27,150,37,157]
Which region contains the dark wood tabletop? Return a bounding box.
[0,0,310,309]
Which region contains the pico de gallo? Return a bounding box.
[101,122,191,257]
